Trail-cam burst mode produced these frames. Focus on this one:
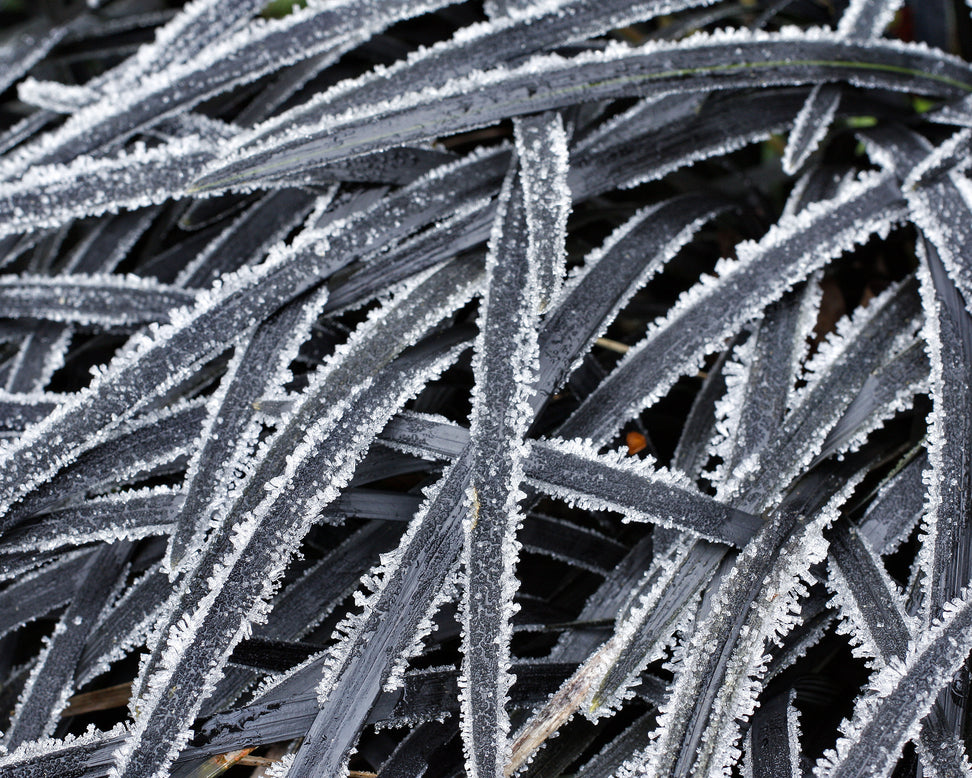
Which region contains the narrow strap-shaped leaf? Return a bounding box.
[257,523,402,645]
[175,189,317,289]
[59,0,266,111]
[0,488,178,555]
[196,0,719,191]
[165,291,327,572]
[319,197,494,316]
[911,169,972,314]
[572,92,706,157]
[828,522,912,664]
[813,338,928,465]
[200,523,404,716]
[0,722,129,778]
[518,717,600,778]
[912,239,972,739]
[526,439,761,547]
[4,399,207,530]
[0,273,196,327]
[537,195,728,397]
[76,564,170,687]
[2,325,70,394]
[512,111,570,310]
[111,263,480,778]
[0,136,218,238]
[3,541,131,749]
[905,127,972,191]
[671,341,735,479]
[0,550,95,641]
[0,16,75,97]
[61,208,159,276]
[194,30,972,191]
[379,413,761,546]
[0,546,90,583]
[815,588,972,777]
[507,537,716,774]
[569,89,894,199]
[0,111,54,160]
[559,170,905,444]
[765,596,835,685]
[609,285,921,775]
[729,279,921,509]
[574,711,656,777]
[781,84,843,175]
[916,241,972,624]
[459,159,542,778]
[857,450,927,554]
[836,0,904,37]
[714,287,812,480]
[862,126,972,323]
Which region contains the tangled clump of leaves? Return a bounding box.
[2,0,972,775]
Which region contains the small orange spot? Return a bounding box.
[625,431,647,456]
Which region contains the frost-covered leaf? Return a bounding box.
[379,413,759,545]
[858,450,927,555]
[814,588,972,778]
[0,550,95,641]
[458,155,541,777]
[195,0,720,190]
[165,289,327,573]
[195,30,972,192]
[782,84,843,175]
[512,111,570,310]
[561,170,905,444]
[711,286,815,482]
[570,88,891,198]
[3,541,131,749]
[0,16,77,97]
[826,519,971,776]
[0,274,196,328]
[526,439,761,547]
[0,488,177,555]
[0,137,219,238]
[537,194,728,397]
[3,398,207,531]
[746,689,802,778]
[915,239,972,622]
[729,278,921,508]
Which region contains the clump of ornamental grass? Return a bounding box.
[1,0,972,776]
